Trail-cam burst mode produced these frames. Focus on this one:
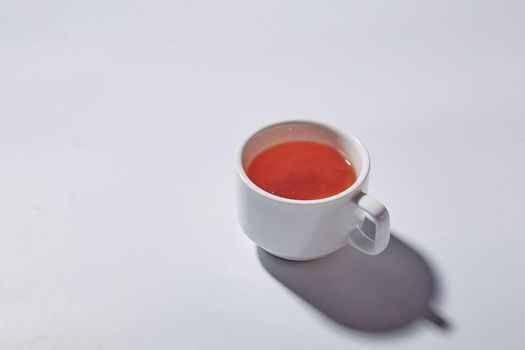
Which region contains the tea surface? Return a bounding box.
[247,141,357,200]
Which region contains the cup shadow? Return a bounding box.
[257,226,449,335]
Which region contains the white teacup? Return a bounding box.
[237,120,390,260]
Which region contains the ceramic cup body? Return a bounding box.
[237,120,389,261]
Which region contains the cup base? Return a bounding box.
[260,246,343,261]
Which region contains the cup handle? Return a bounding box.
[348,192,390,255]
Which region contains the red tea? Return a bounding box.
[247,141,357,200]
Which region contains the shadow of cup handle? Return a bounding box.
[424,307,451,330]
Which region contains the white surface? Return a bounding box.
[1,0,524,349]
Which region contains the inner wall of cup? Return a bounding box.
[241,122,366,176]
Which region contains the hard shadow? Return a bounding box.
[257,226,449,335]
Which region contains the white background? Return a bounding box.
[1,0,524,349]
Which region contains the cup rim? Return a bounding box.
[237,119,371,205]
